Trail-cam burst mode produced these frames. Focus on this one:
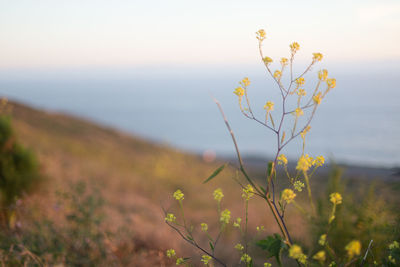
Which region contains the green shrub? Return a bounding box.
[0,115,42,226]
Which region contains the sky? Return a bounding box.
[1,0,400,69]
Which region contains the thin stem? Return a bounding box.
[166,221,227,267]
[162,206,227,267]
[360,240,374,266]
[214,98,292,245]
[245,199,249,254]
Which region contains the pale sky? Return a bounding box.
[0,0,399,69]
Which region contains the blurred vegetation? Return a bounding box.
[0,100,398,266]
[0,181,111,266]
[0,104,42,228]
[310,166,400,265]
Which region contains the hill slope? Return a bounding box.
[9,101,281,265]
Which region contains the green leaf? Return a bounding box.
[209,242,214,251]
[256,234,285,264]
[203,164,226,184]
[267,161,274,177]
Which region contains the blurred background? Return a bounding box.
[0,0,399,168]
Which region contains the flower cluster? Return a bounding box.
[263,56,273,65]
[296,77,305,85]
[173,189,184,201]
[213,188,224,202]
[166,249,176,258]
[201,255,212,265]
[242,184,255,200]
[256,29,266,41]
[345,240,361,259]
[240,253,252,264]
[233,217,242,228]
[234,243,244,251]
[165,213,176,223]
[296,154,312,172]
[277,154,288,165]
[220,209,231,224]
[313,250,326,263]
[312,52,323,62]
[330,192,342,205]
[263,101,274,112]
[289,244,307,264]
[290,42,300,53]
[282,188,296,203]
[293,181,305,192]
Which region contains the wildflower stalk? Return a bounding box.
[245,199,249,254]
[163,207,227,267]
[214,98,293,245]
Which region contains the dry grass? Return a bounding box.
[10,101,302,265]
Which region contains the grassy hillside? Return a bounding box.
[4,101,400,266]
[8,101,291,265]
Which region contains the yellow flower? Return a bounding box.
[282,189,296,203]
[241,253,252,264]
[280,57,288,66]
[313,250,326,262]
[277,154,288,165]
[319,234,327,246]
[300,126,311,139]
[294,181,305,192]
[313,92,322,105]
[296,154,312,172]
[297,89,306,96]
[241,77,250,87]
[312,156,325,167]
[233,217,242,228]
[176,258,185,265]
[256,29,266,40]
[295,77,305,85]
[242,184,255,200]
[290,42,300,53]
[330,192,342,205]
[166,249,176,258]
[234,243,244,251]
[264,263,272,267]
[220,209,231,224]
[234,87,244,97]
[313,52,323,62]
[201,223,208,232]
[264,101,274,111]
[345,240,361,259]
[389,241,399,250]
[295,107,304,117]
[318,69,328,81]
[289,245,307,264]
[201,255,212,265]
[173,189,184,201]
[327,78,336,88]
[213,188,224,202]
[273,70,282,79]
[389,255,396,264]
[263,56,273,65]
[165,213,176,223]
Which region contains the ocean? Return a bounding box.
[0,64,399,168]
